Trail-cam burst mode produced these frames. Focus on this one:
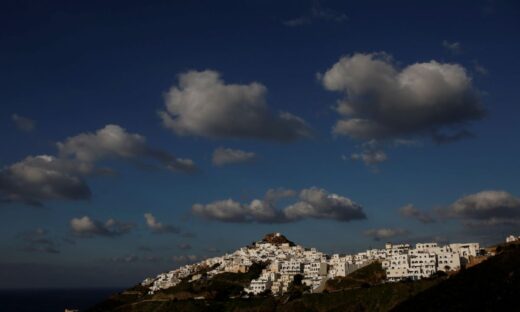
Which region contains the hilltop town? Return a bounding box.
[141,233,483,296]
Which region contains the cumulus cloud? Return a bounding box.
[364,228,409,241]
[283,2,347,26]
[349,140,388,170]
[264,188,297,202]
[11,114,35,132]
[442,190,520,227]
[399,204,436,224]
[320,52,485,143]
[58,124,196,172]
[144,213,180,234]
[0,125,195,206]
[193,199,256,223]
[350,150,387,166]
[442,40,462,54]
[212,147,256,167]
[17,228,59,254]
[284,188,366,221]
[159,70,312,142]
[192,187,366,223]
[0,155,91,206]
[70,216,135,237]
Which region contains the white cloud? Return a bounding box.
[212,147,256,166]
[11,114,35,132]
[347,140,391,171]
[70,216,135,237]
[192,199,256,223]
[442,190,520,227]
[159,70,312,142]
[58,124,196,172]
[350,150,387,165]
[0,125,195,206]
[144,213,180,234]
[399,204,436,224]
[364,228,409,241]
[320,52,485,143]
[0,155,91,206]
[350,139,388,170]
[264,188,297,202]
[283,188,365,221]
[192,187,366,223]
[58,124,147,162]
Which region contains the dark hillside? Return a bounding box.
[392,242,520,312]
[325,262,386,291]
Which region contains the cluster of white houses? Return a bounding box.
[142,233,482,296]
[382,242,480,282]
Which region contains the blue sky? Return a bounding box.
[1,0,520,288]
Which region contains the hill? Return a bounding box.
[260,233,295,246]
[87,240,520,311]
[87,262,267,311]
[392,242,520,311]
[325,262,387,291]
[87,261,442,311]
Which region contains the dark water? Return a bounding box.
[0,288,121,312]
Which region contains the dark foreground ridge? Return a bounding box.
[392,242,520,312]
[87,241,520,312]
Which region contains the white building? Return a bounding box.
[506,235,519,243]
[409,250,436,279]
[384,254,410,282]
[449,243,480,265]
[280,260,303,274]
[304,262,327,277]
[141,233,483,296]
[246,278,272,295]
[383,241,479,282]
[437,251,461,272]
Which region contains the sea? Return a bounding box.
[0,288,121,312]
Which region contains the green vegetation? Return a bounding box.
[87,262,268,311]
[86,284,150,312]
[285,273,310,300]
[141,262,267,301]
[281,278,441,312]
[90,278,441,312]
[212,262,266,286]
[325,261,386,291]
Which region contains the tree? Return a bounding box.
[293,274,303,286]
